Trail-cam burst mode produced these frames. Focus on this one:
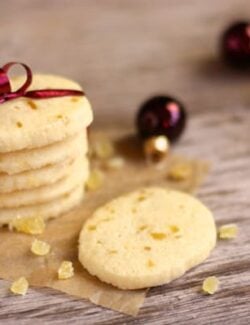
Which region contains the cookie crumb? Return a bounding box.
[202,276,219,294]
[58,261,74,280]
[10,277,29,296]
[86,169,104,191]
[167,162,192,181]
[218,224,238,239]
[9,216,45,235]
[31,239,50,256]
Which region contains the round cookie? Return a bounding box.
[0,156,88,208]
[0,74,93,153]
[78,187,216,290]
[0,185,84,225]
[0,131,87,175]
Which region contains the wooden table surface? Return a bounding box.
[1,0,250,324]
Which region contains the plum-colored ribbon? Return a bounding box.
[0,62,84,104]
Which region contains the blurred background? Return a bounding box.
[1,0,250,127]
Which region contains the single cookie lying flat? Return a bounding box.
[78,187,216,290]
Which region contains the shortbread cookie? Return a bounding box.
[0,154,88,193]
[78,187,216,290]
[0,156,88,208]
[0,131,87,175]
[0,158,73,193]
[0,185,84,225]
[0,74,93,153]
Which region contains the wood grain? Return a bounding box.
[0,0,250,324]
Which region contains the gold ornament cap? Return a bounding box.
[143,135,170,162]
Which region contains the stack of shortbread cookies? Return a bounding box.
[0,74,93,225]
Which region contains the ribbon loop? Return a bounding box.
[0,62,84,104]
[0,68,11,96]
[2,62,33,96]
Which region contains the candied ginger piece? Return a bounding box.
[167,162,192,181]
[91,137,115,160]
[9,216,45,235]
[31,239,50,256]
[218,224,238,239]
[10,277,29,296]
[150,232,167,240]
[105,156,125,170]
[202,276,219,295]
[58,261,74,280]
[86,169,104,191]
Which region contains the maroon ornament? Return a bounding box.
[136,95,186,143]
[221,21,250,67]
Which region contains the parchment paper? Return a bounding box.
[0,130,209,316]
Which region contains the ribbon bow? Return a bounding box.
[0,62,84,104]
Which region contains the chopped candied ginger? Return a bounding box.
[10,277,29,296]
[31,239,50,256]
[58,261,74,280]
[9,216,45,235]
[202,276,219,295]
[147,259,155,268]
[105,156,125,170]
[150,232,167,240]
[167,162,192,181]
[91,137,115,160]
[169,225,180,234]
[218,224,238,239]
[86,169,104,191]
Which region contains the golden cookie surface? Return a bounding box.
[79,187,216,290]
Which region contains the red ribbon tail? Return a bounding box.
[24,89,85,99]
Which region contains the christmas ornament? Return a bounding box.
[221,21,250,67]
[136,95,186,161]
